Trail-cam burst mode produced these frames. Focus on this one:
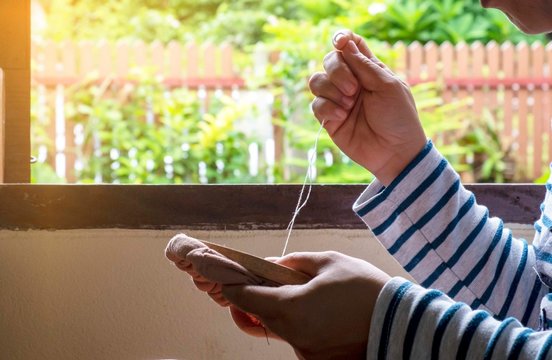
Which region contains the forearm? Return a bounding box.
[368,277,552,360]
[354,141,545,327]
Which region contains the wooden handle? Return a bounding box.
[201,241,310,286]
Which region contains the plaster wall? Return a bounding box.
[0,226,533,359]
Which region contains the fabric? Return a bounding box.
[355,140,552,359]
[165,234,277,307]
[166,234,276,286]
[368,277,552,359]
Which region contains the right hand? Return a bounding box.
[308,30,427,186]
[222,252,391,359]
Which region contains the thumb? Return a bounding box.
[221,284,289,319]
[333,29,375,59]
[341,40,394,91]
[275,252,333,277]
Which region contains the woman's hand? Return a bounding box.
[309,30,427,186]
[222,251,391,359]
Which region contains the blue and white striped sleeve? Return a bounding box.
[353,141,547,328]
[533,166,552,289]
[367,277,552,360]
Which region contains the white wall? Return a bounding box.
[0,226,533,359]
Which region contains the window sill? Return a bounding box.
[0,184,543,230]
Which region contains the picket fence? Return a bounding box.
[32,40,261,183]
[31,40,552,182]
[394,41,552,181]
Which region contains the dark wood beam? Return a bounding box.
[0,184,544,230]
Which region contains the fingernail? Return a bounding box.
[347,40,359,54]
[333,33,345,46]
[335,108,347,120]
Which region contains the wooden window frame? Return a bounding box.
[0,0,31,183]
[0,1,543,231]
[0,184,543,230]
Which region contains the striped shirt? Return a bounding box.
[353,141,552,359]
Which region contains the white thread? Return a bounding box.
[282,119,327,256]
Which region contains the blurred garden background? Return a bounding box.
[31,0,552,184]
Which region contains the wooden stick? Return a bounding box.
[201,240,310,286]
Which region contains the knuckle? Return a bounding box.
[383,76,403,88]
[309,98,317,112]
[323,51,344,72]
[321,250,343,264]
[322,51,335,65]
[310,98,323,117]
[325,250,341,258]
[284,252,303,263]
[308,72,325,91]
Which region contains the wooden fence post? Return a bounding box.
[485,42,500,121]
[501,43,515,148]
[516,43,530,178]
[546,44,552,164]
[0,0,30,183]
[531,43,545,179]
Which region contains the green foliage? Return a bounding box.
[33,0,547,184]
[38,0,305,46]
[334,0,543,44]
[40,0,220,42]
[256,18,473,183]
[31,162,65,183]
[37,0,541,45]
[412,83,472,173]
[274,81,475,184]
[257,18,371,183]
[534,169,551,184]
[30,87,65,183]
[62,74,265,184]
[196,1,306,47]
[459,110,516,182]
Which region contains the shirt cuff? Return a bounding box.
[352,140,445,235]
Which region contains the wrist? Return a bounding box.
[374,139,428,187]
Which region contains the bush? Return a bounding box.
[49,74,269,184]
[337,0,543,44]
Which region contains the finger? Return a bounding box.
[333,30,392,73]
[229,306,266,336]
[229,307,280,339]
[333,29,375,59]
[275,252,334,277]
[341,40,395,91]
[309,71,356,108]
[321,52,358,97]
[311,97,351,137]
[208,291,231,307]
[221,284,290,318]
[193,278,220,293]
[311,97,348,123]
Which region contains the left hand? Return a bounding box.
[164,234,281,339]
[308,30,426,186]
[222,251,391,359]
